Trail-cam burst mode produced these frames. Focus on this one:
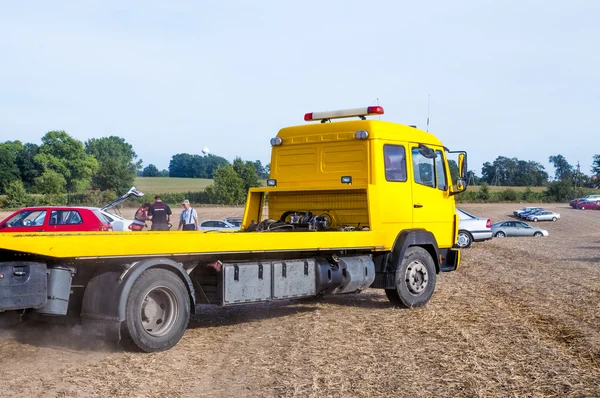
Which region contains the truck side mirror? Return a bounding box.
[458,153,466,179]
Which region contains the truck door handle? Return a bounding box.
[414,204,423,208]
[13,270,26,276]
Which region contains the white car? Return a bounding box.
[456,208,492,248]
[199,220,240,231]
[101,187,145,231]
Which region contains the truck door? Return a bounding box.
[410,144,455,248]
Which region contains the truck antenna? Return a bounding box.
[426,94,431,132]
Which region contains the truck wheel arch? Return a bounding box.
[115,258,196,320]
[387,229,440,274]
[82,258,196,325]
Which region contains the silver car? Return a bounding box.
[456,208,492,248]
[199,220,240,231]
[525,210,560,222]
[491,221,549,238]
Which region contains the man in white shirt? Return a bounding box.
[178,199,198,231]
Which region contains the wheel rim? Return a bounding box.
[141,286,179,337]
[457,232,470,247]
[405,260,429,295]
[534,232,542,237]
[497,232,505,238]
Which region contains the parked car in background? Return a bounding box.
[518,207,544,219]
[525,210,560,222]
[577,200,600,210]
[0,207,112,233]
[199,220,240,231]
[491,221,548,238]
[224,217,243,228]
[455,208,492,248]
[570,195,600,208]
[100,187,145,231]
[513,207,540,217]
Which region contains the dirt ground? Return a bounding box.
[1,203,599,397]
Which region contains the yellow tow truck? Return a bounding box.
[0,106,468,352]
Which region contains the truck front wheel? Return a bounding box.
[385,246,437,308]
[122,269,190,352]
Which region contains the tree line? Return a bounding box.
[0,131,268,205]
[471,154,600,187]
[2,130,599,206]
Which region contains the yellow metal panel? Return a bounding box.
[0,230,385,259]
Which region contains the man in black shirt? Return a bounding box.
[148,196,172,231]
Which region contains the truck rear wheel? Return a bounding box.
[122,269,190,352]
[385,246,436,308]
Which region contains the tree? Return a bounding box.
[15,142,43,189]
[35,131,98,193]
[159,169,169,177]
[548,154,573,182]
[85,136,141,193]
[481,156,547,186]
[233,157,261,192]
[204,165,245,205]
[34,169,67,194]
[142,164,160,177]
[0,143,20,194]
[168,153,229,178]
[252,160,269,179]
[591,154,600,186]
[4,180,28,208]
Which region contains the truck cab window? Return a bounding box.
[384,144,407,182]
[412,147,435,188]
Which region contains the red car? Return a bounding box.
[0,207,112,233]
[578,201,600,210]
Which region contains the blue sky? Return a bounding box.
[1,1,598,177]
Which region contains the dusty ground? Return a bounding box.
[1,203,599,397]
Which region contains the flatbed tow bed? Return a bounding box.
[0,106,468,352]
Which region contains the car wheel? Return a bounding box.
[552,217,557,221]
[533,217,538,222]
[385,246,436,308]
[533,232,543,237]
[122,269,190,352]
[456,230,473,249]
[495,231,506,238]
[581,207,585,210]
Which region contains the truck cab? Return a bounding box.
[244,106,466,254]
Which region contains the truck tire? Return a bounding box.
[385,246,437,308]
[122,269,190,352]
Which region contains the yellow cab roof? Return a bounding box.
[276,119,443,147]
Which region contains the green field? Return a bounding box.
[134,177,213,193]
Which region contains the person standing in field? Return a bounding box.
[178,199,198,231]
[131,202,151,231]
[148,196,172,231]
